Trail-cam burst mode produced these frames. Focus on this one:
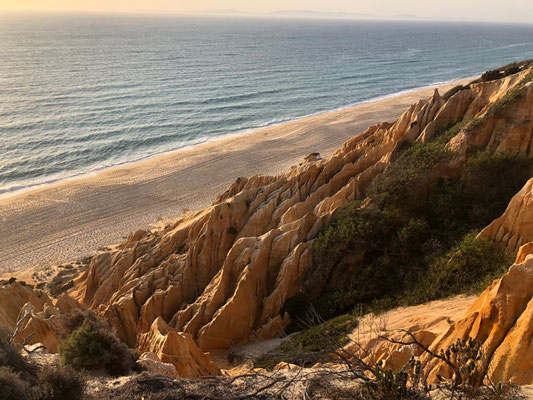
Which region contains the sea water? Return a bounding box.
[1,14,533,194]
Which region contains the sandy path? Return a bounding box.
[0,78,473,274]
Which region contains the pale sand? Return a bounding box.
[0,78,474,274]
[350,295,477,347]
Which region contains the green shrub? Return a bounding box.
[0,328,85,400]
[504,62,521,76]
[416,234,513,301]
[61,309,106,336]
[462,151,532,225]
[255,313,357,369]
[59,315,136,376]
[480,69,503,82]
[369,119,469,212]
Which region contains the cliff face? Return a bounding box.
[424,242,533,385]
[479,178,533,252]
[69,67,533,355]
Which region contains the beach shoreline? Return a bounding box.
[0,76,476,201]
[0,76,474,275]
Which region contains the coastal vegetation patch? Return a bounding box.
[0,327,85,400]
[256,118,528,370]
[59,310,138,376]
[254,313,358,369]
[283,120,531,328]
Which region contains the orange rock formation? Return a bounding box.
[71,67,533,355]
[2,67,532,380]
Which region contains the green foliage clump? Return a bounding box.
[371,119,469,212]
[408,234,513,304]
[254,313,357,369]
[477,60,528,83]
[461,151,532,225]
[480,69,504,82]
[504,62,521,76]
[59,312,137,376]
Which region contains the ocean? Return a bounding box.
[1,14,533,195]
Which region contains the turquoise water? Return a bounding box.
[1,14,533,195]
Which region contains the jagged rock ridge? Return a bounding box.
[66,67,533,354]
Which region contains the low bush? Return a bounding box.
[480,69,503,82]
[255,313,357,369]
[0,327,85,400]
[0,327,37,383]
[369,119,469,213]
[61,309,106,335]
[36,364,85,400]
[504,62,521,76]
[59,311,137,376]
[0,366,32,400]
[407,233,513,305]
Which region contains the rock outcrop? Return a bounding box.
[0,282,51,329]
[71,67,533,354]
[138,318,221,378]
[479,178,533,252]
[136,352,179,377]
[424,244,533,384]
[10,293,84,353]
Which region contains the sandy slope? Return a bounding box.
[351,295,478,346]
[0,78,473,274]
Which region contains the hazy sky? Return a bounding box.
[1,0,532,23]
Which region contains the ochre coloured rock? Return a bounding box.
[479,178,533,252]
[11,294,83,353]
[516,242,533,264]
[424,254,533,384]
[12,303,63,353]
[70,67,533,354]
[137,352,179,377]
[138,317,221,378]
[273,361,302,371]
[0,282,52,330]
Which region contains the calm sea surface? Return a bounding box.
[1,14,533,195]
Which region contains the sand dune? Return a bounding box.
[0,78,473,274]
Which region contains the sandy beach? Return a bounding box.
[0,78,474,274]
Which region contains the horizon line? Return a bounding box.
[1,9,532,25]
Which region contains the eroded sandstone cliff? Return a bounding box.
[72,67,533,354]
[2,66,532,381]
